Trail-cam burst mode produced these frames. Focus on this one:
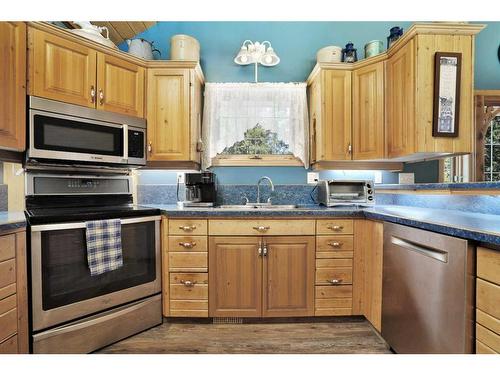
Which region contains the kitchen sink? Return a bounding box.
[217,204,298,210]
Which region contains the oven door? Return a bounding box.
[29,109,127,165]
[30,216,161,331]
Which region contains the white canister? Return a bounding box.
[170,34,200,61]
[316,46,342,63]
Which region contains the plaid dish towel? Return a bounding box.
[85,219,123,276]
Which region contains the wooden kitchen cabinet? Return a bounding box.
[28,25,146,118]
[262,236,315,317]
[0,230,28,354]
[209,237,263,317]
[146,66,203,166]
[352,61,385,160]
[29,28,98,108]
[385,39,415,158]
[96,53,145,117]
[0,22,26,152]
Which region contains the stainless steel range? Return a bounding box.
[25,172,162,353]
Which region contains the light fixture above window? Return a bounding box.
[234,40,280,82]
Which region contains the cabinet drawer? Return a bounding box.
[0,259,16,289]
[170,273,208,285]
[315,285,353,299]
[315,298,352,309]
[316,258,352,269]
[0,307,17,343]
[316,250,354,259]
[168,236,208,252]
[315,268,352,285]
[0,294,17,315]
[476,340,497,354]
[317,220,353,235]
[170,284,208,300]
[0,283,16,301]
[477,278,500,320]
[315,308,352,316]
[169,219,207,235]
[208,219,315,236]
[0,334,17,354]
[477,309,500,336]
[169,252,207,271]
[170,300,208,317]
[316,235,354,251]
[477,247,500,285]
[476,323,500,353]
[0,234,15,262]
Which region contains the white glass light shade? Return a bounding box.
[260,47,280,66]
[234,46,252,65]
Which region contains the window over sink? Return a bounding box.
[202,82,309,168]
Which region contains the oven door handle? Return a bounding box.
[30,215,162,232]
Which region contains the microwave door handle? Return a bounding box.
[123,124,128,161]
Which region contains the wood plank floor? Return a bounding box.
[97,317,391,354]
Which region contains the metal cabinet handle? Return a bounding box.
[99,89,104,105]
[179,241,196,248]
[253,226,270,232]
[328,279,342,285]
[328,242,342,247]
[347,143,352,154]
[258,238,262,256]
[179,225,197,232]
[180,280,197,287]
[90,85,96,103]
[327,225,344,231]
[263,239,268,256]
[148,141,152,153]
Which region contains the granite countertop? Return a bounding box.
[148,203,500,246]
[0,211,27,233]
[375,182,500,190]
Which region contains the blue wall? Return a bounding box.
[126,21,497,184]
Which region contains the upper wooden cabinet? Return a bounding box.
[352,61,385,160]
[0,22,26,152]
[97,53,144,117]
[146,64,204,166]
[307,22,484,165]
[28,25,145,118]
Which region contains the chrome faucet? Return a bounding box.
[257,176,275,204]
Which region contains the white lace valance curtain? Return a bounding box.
[202,82,309,169]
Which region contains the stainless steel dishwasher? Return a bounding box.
[382,222,474,353]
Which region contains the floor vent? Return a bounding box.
[213,317,244,324]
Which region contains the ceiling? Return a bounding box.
[63,22,157,45]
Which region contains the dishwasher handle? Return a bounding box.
[391,236,449,263]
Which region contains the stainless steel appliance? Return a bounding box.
[27,96,146,167]
[382,222,474,353]
[25,172,162,353]
[317,180,374,206]
[180,171,216,207]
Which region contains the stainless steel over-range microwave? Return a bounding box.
[28,96,146,167]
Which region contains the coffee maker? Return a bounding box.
[182,171,216,207]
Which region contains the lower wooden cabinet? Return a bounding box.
[209,236,315,318]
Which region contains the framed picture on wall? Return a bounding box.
[432,52,462,137]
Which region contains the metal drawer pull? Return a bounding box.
[328,279,342,284]
[180,280,197,287]
[90,85,96,103]
[179,241,196,248]
[179,225,197,232]
[253,226,270,232]
[391,236,449,263]
[99,89,104,105]
[328,242,342,247]
[327,225,343,231]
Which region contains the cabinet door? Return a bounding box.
[308,75,321,164]
[319,70,352,161]
[209,237,262,317]
[96,53,145,117]
[146,68,191,161]
[29,29,97,108]
[352,61,385,160]
[0,22,26,151]
[263,236,315,317]
[386,39,415,158]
